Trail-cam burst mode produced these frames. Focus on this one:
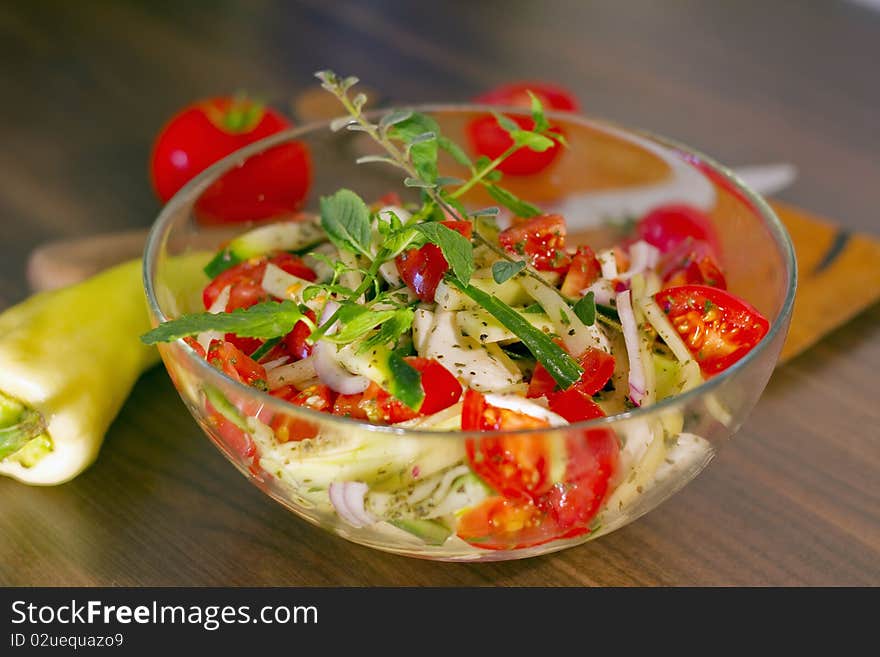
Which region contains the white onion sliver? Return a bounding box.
[262,356,291,372]
[618,240,660,280]
[267,356,317,390]
[329,482,375,528]
[639,296,693,364]
[196,284,231,352]
[585,279,616,306]
[597,249,619,279]
[482,393,569,427]
[313,341,370,394]
[617,290,648,407]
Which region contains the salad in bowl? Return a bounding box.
[142,72,794,560]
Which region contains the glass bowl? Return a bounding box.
[143,105,796,561]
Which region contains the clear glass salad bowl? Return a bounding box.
[143,105,796,561]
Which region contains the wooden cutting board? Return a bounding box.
[25,200,880,366]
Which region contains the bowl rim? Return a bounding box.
[143,103,798,438]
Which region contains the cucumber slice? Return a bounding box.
[204,216,327,277]
[389,519,451,545]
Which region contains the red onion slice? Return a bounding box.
[329,482,375,528]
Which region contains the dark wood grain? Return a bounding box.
[1,0,878,586]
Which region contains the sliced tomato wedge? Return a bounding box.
[498,214,570,272]
[462,389,553,499]
[202,253,316,354]
[207,340,267,389]
[655,285,770,375]
[456,496,559,550]
[395,220,473,302]
[537,429,618,532]
[560,245,601,297]
[270,384,335,442]
[459,388,619,550]
[660,238,727,290]
[528,346,615,399]
[332,357,462,424]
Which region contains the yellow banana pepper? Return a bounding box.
[0,259,158,485]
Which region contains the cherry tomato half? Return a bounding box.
[659,238,727,290]
[559,245,601,298]
[202,253,316,355]
[498,214,570,272]
[395,220,473,302]
[150,96,312,225]
[467,82,579,176]
[332,357,462,424]
[459,389,619,550]
[528,347,615,399]
[655,285,770,375]
[636,204,721,258]
[207,340,268,389]
[270,384,335,442]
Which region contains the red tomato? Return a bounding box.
[202,253,316,354]
[660,238,727,290]
[395,220,473,302]
[546,387,606,423]
[528,347,615,399]
[332,357,462,424]
[498,214,570,272]
[204,399,256,460]
[207,340,268,388]
[636,204,721,257]
[468,82,579,176]
[537,429,618,532]
[560,245,601,297]
[283,309,316,361]
[456,496,558,550]
[462,389,554,500]
[270,384,335,442]
[655,285,770,375]
[150,96,311,224]
[459,389,619,549]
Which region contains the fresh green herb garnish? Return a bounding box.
[572,291,596,326]
[450,279,583,389]
[491,259,527,284]
[413,222,474,285]
[141,300,311,344]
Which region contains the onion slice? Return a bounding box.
[196,284,231,352]
[618,240,660,280]
[328,482,376,528]
[617,289,648,407]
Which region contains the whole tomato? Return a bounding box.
[467,82,579,176]
[149,96,312,224]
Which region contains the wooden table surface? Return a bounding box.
[1,0,878,586]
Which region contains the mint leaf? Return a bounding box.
[324,308,398,344]
[438,135,471,167]
[415,222,474,284]
[379,109,413,130]
[510,130,555,152]
[141,301,306,344]
[381,227,425,259]
[387,350,424,410]
[492,112,520,133]
[450,280,582,389]
[475,156,502,182]
[389,113,440,183]
[485,184,541,218]
[358,308,415,353]
[527,90,549,132]
[320,189,372,258]
[492,259,526,284]
[572,291,596,326]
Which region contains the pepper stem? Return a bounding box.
[0,390,47,461]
